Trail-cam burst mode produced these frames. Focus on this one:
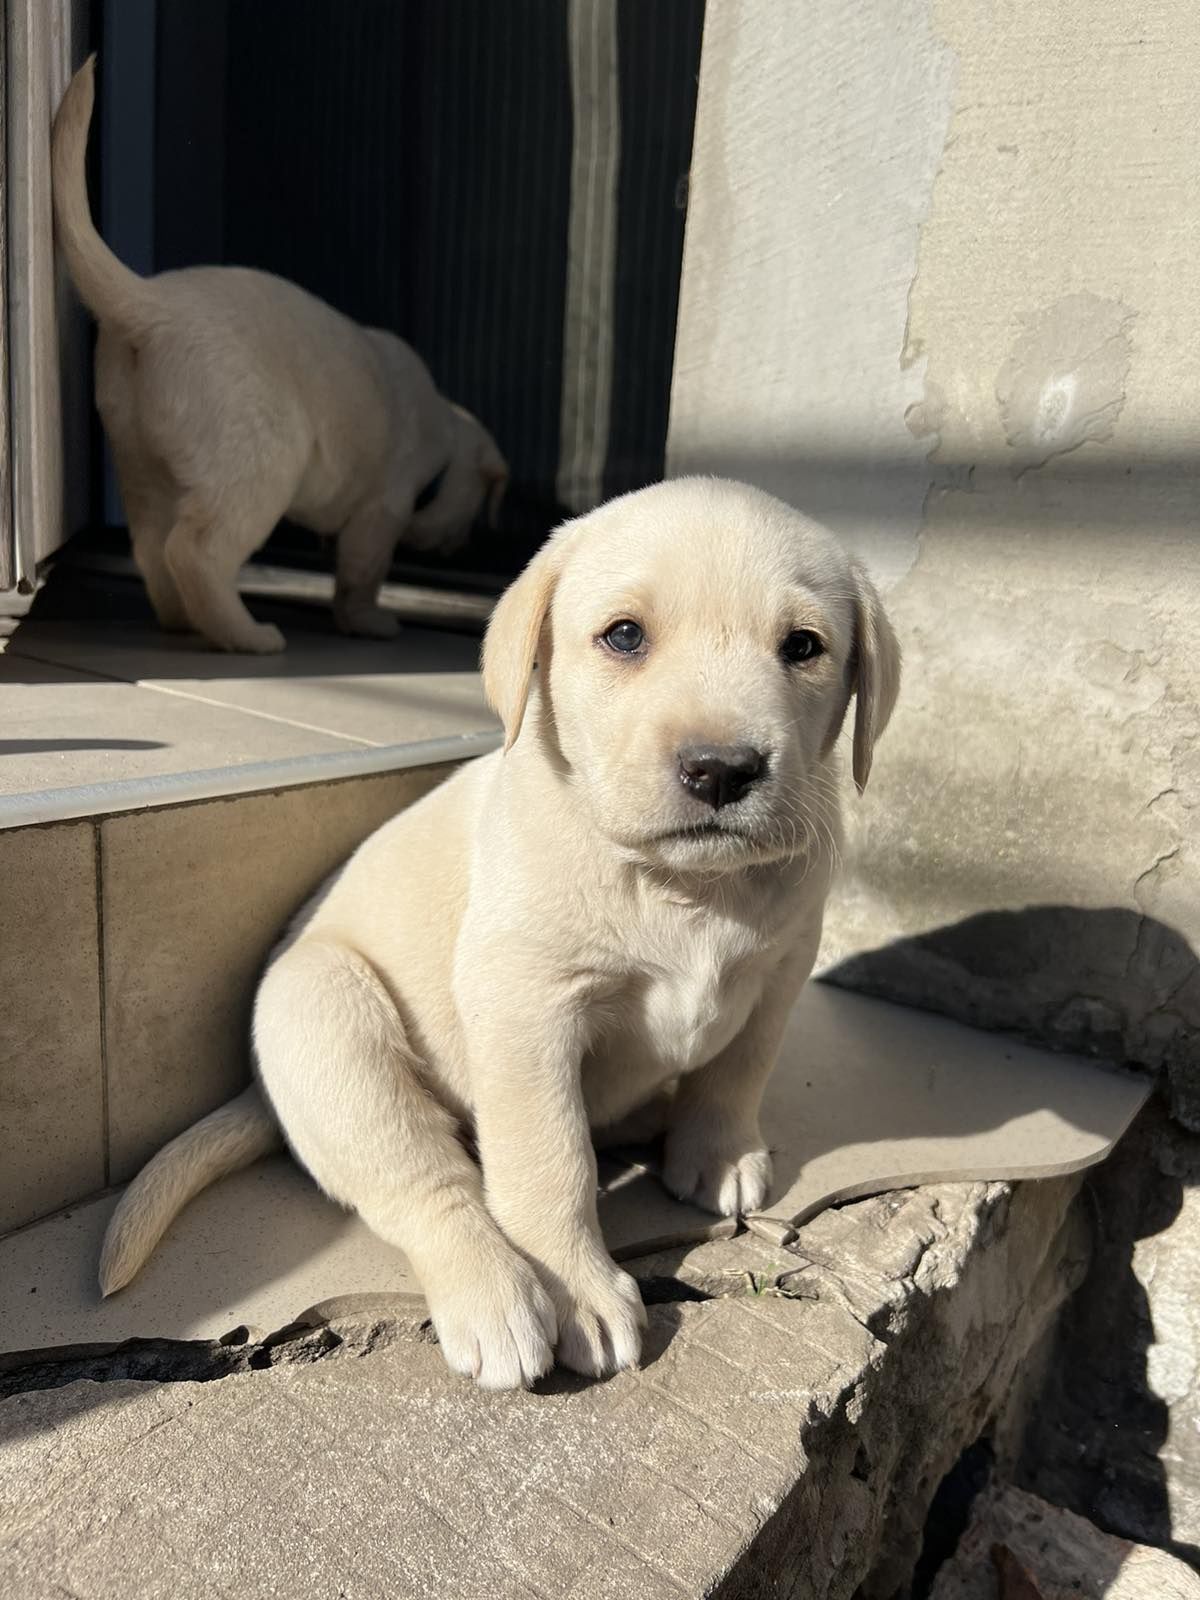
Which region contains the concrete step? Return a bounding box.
[0,716,498,1237]
[0,607,1155,1600]
[0,980,1146,1369]
[0,1178,1094,1600]
[1,605,496,803]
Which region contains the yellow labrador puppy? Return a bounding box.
[51,58,507,653]
[100,478,900,1388]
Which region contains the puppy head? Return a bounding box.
[408,407,509,553]
[449,406,509,529]
[483,478,900,871]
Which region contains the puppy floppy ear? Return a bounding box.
[482,539,562,750]
[849,563,901,793]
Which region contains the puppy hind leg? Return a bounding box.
[333,501,409,639]
[120,488,190,633]
[255,938,556,1389]
[104,430,191,631]
[164,496,287,654]
[132,527,190,633]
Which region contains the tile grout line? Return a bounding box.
[132,678,387,747]
[93,820,111,1187]
[8,644,388,748]
[0,1181,125,1243]
[6,645,146,687]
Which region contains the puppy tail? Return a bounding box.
[99,1085,283,1296]
[51,55,154,331]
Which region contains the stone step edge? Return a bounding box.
[0,729,502,831]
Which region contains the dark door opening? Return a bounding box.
[86,0,704,599]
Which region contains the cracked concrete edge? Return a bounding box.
[0,1180,1078,1400]
[0,1177,1087,1599]
[0,1296,433,1400]
[0,1194,957,1399]
[0,1230,755,1401]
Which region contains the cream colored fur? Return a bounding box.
[51,57,508,653]
[99,478,900,1388]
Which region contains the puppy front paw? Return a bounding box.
[662,1127,773,1217]
[541,1250,646,1379]
[426,1245,557,1391]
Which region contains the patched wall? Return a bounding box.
[668,0,1200,1558]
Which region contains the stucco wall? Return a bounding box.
[667,0,1199,1560]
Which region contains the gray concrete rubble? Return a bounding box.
[0,1175,1086,1599]
[1012,1101,1200,1558]
[928,1482,1200,1599]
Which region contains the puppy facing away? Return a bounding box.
[100,478,901,1388]
[51,57,508,653]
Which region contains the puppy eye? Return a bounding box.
[780,629,824,665]
[602,620,645,654]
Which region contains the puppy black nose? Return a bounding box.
[677,744,766,810]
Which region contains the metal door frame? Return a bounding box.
[2,0,88,596]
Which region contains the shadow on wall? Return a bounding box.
[662,444,1200,532]
[1018,1096,1200,1571]
[823,904,1200,1569]
[824,906,1199,1129]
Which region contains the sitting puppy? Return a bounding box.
[99,478,900,1388]
[51,57,507,653]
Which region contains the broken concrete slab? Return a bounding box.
[754,982,1147,1232]
[928,1482,1200,1599]
[612,982,1148,1249]
[0,1178,1086,1600]
[0,1153,733,1358]
[0,985,1145,1364]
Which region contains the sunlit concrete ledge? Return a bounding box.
[0,729,500,830]
[0,1178,1089,1599]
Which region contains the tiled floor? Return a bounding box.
[0,558,502,1236]
[0,607,498,797]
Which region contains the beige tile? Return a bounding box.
[11,619,497,747]
[0,652,362,798]
[168,660,496,745]
[0,1149,724,1354]
[0,823,104,1231]
[100,764,460,1180]
[0,1157,418,1353]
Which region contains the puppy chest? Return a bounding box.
[635,962,761,1071]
